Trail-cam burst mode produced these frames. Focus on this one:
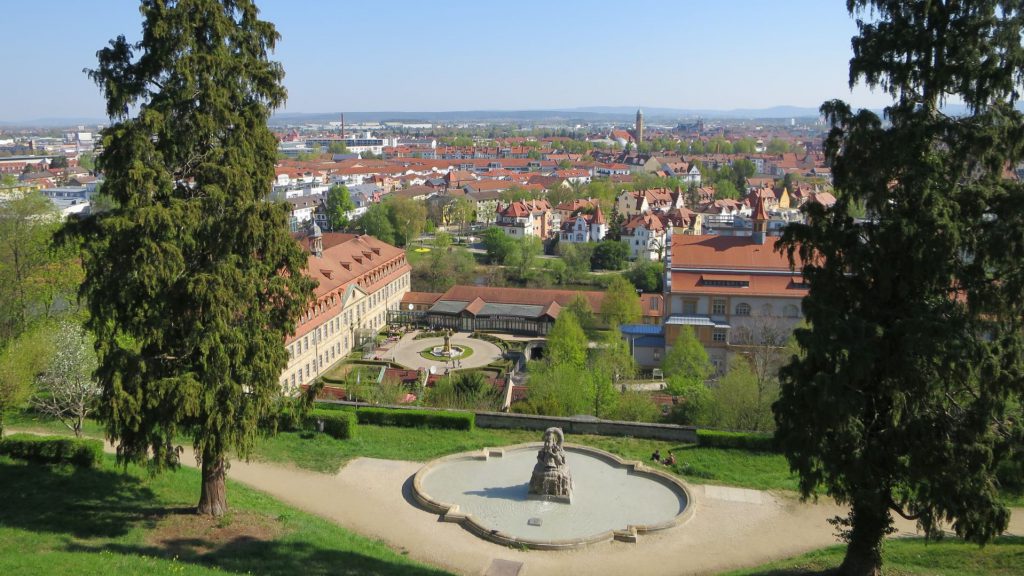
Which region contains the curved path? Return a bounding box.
[197,455,1024,576]
[387,332,503,371]
[16,429,1024,576]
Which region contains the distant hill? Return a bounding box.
[0,117,107,128]
[3,103,1009,130]
[565,105,823,119]
[267,105,826,126]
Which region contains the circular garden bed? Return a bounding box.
[419,345,474,362]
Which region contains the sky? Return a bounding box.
[1,0,895,122]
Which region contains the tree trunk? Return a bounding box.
[197,447,227,517]
[838,500,891,576]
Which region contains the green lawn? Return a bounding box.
[721,536,1024,576]
[248,425,799,491]
[9,409,1022,504]
[418,344,474,362]
[0,454,450,576]
[5,409,107,437]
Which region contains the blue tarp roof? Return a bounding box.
[619,324,664,336]
[633,336,665,348]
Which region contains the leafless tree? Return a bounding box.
[727,313,795,431]
[32,320,100,437]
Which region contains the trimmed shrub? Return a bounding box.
[305,409,357,439]
[311,402,356,412]
[355,407,474,431]
[272,408,300,432]
[0,434,104,468]
[697,429,777,452]
[469,331,510,351]
[485,359,513,372]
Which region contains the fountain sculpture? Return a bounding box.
[527,427,573,503]
[412,425,692,548]
[430,329,464,358]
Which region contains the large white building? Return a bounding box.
[621,212,670,261]
[558,206,607,244]
[281,231,411,392]
[662,212,806,373]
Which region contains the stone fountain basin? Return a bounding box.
[411,443,694,550]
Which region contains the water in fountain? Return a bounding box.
[414,429,691,547]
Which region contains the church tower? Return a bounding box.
[752,196,769,245]
[310,221,323,257]
[635,108,644,145]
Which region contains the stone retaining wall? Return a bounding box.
[314,400,698,443]
[473,412,698,443]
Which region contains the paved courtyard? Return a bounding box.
[384,331,504,371]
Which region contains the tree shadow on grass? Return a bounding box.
[69,537,452,576]
[2,459,453,575]
[0,458,160,539]
[737,565,839,569]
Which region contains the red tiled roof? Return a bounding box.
[753,195,769,220]
[671,271,807,298]
[436,285,604,312]
[623,212,668,233]
[464,297,487,315]
[402,291,443,306]
[671,235,799,271]
[555,197,599,213]
[287,235,410,344]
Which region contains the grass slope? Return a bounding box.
[0,454,450,576]
[721,536,1024,576]
[249,425,797,491]
[10,409,1022,504]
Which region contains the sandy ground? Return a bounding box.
[17,430,1024,576]
[166,451,1024,576]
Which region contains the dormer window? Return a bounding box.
[700,274,750,288]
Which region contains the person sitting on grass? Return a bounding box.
[651,449,661,462]
[663,451,676,466]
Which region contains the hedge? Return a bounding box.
[413,331,447,340]
[0,434,104,468]
[304,409,357,440]
[469,331,510,351]
[697,429,777,452]
[355,407,474,431]
[310,402,354,412]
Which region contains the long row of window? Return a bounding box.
[282,272,410,391]
[288,273,409,359]
[708,299,800,318]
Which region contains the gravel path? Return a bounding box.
[214,456,1024,576]
[15,428,1024,576]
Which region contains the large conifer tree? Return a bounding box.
[74,0,314,516]
[775,2,1024,574]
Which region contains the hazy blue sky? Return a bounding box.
[2,0,894,121]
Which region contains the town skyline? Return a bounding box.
[5,0,904,123]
